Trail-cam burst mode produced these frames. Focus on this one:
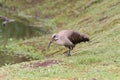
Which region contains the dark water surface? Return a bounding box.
[0,53,31,67]
[0,20,46,40]
[0,20,46,66]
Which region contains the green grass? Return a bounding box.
[0,0,120,80]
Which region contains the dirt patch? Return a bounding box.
[108,2,120,8]
[24,60,62,68]
[78,17,91,24]
[98,16,109,22]
[0,68,7,80]
[0,74,7,80]
[98,14,114,22]
[81,0,102,10]
[45,77,78,80]
[92,78,97,80]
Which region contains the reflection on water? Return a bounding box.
[0,20,47,44]
[0,53,30,67]
[0,20,47,66]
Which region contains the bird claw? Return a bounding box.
[63,51,71,56]
[66,53,71,56]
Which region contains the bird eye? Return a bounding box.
[52,34,57,39]
[53,35,56,38]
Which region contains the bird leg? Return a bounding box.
[63,49,71,56]
[63,47,73,56]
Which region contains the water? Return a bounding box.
[0,53,31,67]
[0,20,47,66]
[0,20,47,40]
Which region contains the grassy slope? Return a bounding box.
[0,0,120,80]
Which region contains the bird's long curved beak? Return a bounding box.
[48,40,53,49]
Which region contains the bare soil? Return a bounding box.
[24,60,62,68]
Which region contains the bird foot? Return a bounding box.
[63,51,71,56]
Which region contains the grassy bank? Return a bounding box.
[0,0,120,80]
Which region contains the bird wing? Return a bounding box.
[68,31,83,45]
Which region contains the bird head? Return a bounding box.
[52,34,59,41]
[48,34,58,48]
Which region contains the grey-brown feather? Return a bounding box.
[62,30,89,45]
[68,31,83,45]
[57,30,89,45]
[49,30,89,56]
